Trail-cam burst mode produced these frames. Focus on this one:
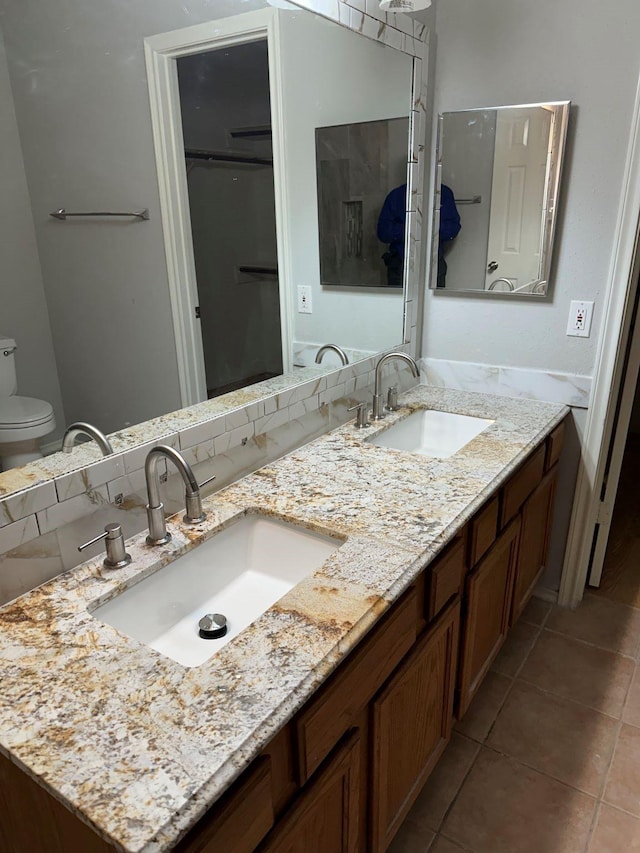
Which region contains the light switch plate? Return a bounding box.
[566,300,594,337]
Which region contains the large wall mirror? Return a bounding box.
[0,0,416,485]
[429,101,570,296]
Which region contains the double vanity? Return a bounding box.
[0,385,567,853]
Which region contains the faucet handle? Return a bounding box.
[348,402,370,429]
[385,385,399,412]
[183,474,215,524]
[79,522,132,569]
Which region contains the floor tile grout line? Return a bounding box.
[432,740,483,848]
[584,588,640,611]
[482,617,545,744]
[538,624,639,661]
[438,743,600,853]
[595,656,640,807]
[596,798,640,821]
[592,589,640,613]
[478,674,516,745]
[442,660,523,845]
[480,742,601,803]
[507,613,545,679]
[580,655,640,850]
[583,800,603,853]
[436,830,477,852]
[510,675,624,722]
[482,738,611,801]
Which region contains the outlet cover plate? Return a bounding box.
[567,300,594,337]
[297,285,312,314]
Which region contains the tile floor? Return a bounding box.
[388,593,640,852]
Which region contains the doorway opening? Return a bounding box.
[145,9,292,409]
[594,398,640,606]
[176,41,283,399]
[588,262,640,604]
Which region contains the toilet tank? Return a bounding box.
[0,335,18,397]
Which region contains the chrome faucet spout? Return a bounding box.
[315,344,349,366]
[372,352,420,420]
[62,422,114,456]
[145,445,211,545]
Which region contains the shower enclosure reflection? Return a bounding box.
[316,117,410,289]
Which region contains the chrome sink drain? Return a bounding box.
[198,613,228,640]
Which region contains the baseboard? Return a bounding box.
[532,586,559,604]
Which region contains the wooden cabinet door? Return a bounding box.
[511,466,558,624]
[370,601,461,853]
[259,730,361,853]
[458,518,520,717]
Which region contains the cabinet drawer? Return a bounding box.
[468,496,499,567]
[545,421,565,471]
[427,536,465,620]
[500,444,545,528]
[176,757,274,853]
[295,588,417,784]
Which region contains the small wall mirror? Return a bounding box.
[429,101,570,296]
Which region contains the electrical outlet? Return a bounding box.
[566,300,594,338]
[297,285,312,314]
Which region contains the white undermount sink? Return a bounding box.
[368,409,494,458]
[92,515,342,667]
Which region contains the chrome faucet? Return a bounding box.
[144,445,214,545]
[315,344,349,366]
[371,352,420,420]
[487,278,514,291]
[62,422,114,456]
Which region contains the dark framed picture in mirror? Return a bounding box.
[315,116,410,289]
[429,100,570,296]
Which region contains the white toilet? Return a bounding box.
[0,335,56,471]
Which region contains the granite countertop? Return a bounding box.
[0,386,568,853]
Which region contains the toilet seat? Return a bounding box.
[0,396,54,428]
[0,396,56,444]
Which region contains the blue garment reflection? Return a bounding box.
[377,183,461,288]
[438,184,461,288]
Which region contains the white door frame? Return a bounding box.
[558,73,640,607]
[145,9,293,408]
[587,248,640,587]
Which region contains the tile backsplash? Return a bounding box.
[419,358,592,409]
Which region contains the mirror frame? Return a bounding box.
[0,1,428,506]
[429,100,570,297]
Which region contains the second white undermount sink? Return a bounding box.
[368,409,494,458]
[92,515,342,668]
